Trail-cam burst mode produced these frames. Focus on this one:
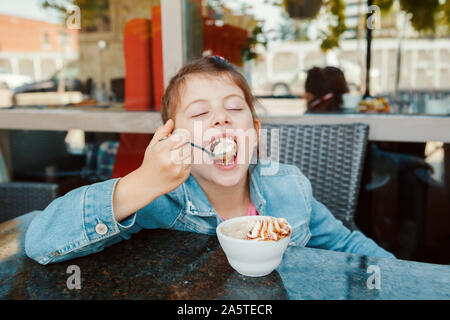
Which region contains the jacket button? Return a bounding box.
[95,223,108,235]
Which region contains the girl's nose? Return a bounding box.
[213,119,230,127]
[212,110,231,127]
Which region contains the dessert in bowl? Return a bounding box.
[216,216,291,277]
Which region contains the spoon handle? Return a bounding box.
[189,142,215,157]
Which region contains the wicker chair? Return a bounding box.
[0,182,59,224]
[261,122,369,230]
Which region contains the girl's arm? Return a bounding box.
[300,174,395,259]
[25,179,141,265]
[24,177,184,265]
[25,120,192,264]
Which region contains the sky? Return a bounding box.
[226,0,285,31]
[222,0,320,41]
[0,0,284,26]
[0,0,65,23]
[0,0,320,38]
[0,0,292,37]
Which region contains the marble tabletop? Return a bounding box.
[1,211,449,300]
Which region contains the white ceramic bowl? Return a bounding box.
[216,216,291,277]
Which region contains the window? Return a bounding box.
[41,31,51,50]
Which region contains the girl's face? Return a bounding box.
[173,73,260,188]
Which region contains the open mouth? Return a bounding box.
[209,136,238,166]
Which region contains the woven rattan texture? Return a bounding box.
[261,123,369,229]
[0,182,59,222]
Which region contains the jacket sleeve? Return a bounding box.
[300,174,395,259]
[25,178,142,265]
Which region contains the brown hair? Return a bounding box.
[305,66,349,112]
[161,55,258,123]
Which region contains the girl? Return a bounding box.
[25,56,394,265]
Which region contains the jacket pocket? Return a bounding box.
[173,211,218,235]
[289,223,311,247]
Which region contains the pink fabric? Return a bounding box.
[220,202,259,221]
[247,202,258,216]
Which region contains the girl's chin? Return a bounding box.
[195,163,248,187]
[212,175,242,187]
[214,165,246,184]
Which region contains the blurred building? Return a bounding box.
[0,14,79,81]
[252,38,450,96]
[252,0,450,96]
[77,0,160,96]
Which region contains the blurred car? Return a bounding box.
[252,68,307,97]
[13,62,83,94]
[253,60,379,97]
[0,69,32,89]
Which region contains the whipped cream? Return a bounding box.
[211,137,237,164]
[246,217,291,241]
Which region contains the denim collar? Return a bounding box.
[181,163,267,217]
[248,164,267,215]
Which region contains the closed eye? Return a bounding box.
[191,112,208,118]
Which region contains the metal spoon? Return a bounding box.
[189,142,230,160]
[158,136,234,160]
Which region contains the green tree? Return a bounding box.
[42,0,109,31]
[319,0,347,51]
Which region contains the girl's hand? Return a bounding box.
[113,119,192,222]
[140,119,192,198]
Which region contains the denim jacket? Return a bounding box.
[25,161,394,265]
